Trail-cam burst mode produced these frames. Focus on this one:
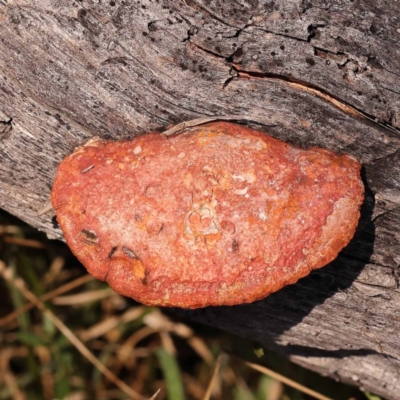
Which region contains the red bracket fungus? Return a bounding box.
[51,121,364,308]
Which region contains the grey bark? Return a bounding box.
[1,1,400,398]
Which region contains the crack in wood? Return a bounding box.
[188,40,226,60]
[228,65,400,134]
[253,26,309,43]
[228,65,359,115]
[382,86,400,97]
[0,117,13,139]
[372,206,400,223]
[354,278,397,290]
[307,24,327,43]
[370,148,400,165]
[184,1,244,30]
[189,37,399,134]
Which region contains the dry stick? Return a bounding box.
[52,288,115,306]
[244,361,332,400]
[0,274,94,327]
[161,115,272,137]
[0,261,146,400]
[202,354,222,400]
[148,388,161,400]
[2,236,46,249]
[37,200,54,216]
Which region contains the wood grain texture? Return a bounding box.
[0,1,399,397]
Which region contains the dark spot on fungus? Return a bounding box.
[232,239,239,251]
[80,229,99,245]
[122,246,137,258]
[108,246,118,258]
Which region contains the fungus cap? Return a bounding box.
[51,122,364,308]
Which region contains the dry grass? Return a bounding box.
[0,209,377,400]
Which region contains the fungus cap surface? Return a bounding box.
[51,122,364,308]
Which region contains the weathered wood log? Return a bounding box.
[1,1,399,398]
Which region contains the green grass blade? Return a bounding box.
[233,384,256,400]
[155,348,185,400]
[365,392,382,400]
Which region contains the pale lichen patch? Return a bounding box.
[133,145,142,155]
[234,187,248,195]
[259,211,268,221]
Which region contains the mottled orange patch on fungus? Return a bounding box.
[51,122,364,308]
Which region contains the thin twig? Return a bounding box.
[148,388,161,400]
[37,200,54,216]
[2,236,46,249]
[52,288,115,306]
[161,115,272,137]
[244,360,332,400]
[202,354,222,400]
